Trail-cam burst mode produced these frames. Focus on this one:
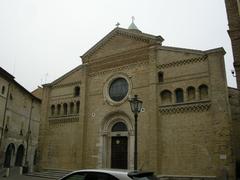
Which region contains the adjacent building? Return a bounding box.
[225,0,240,179]
[37,23,236,178]
[0,67,41,175]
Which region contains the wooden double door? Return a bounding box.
[111,136,128,169]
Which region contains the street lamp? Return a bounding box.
[129,95,143,170]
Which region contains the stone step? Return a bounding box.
[0,168,6,177]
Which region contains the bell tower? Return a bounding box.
[225,0,240,88]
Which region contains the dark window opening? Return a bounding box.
[57,104,61,115]
[2,86,5,94]
[158,71,164,83]
[51,105,55,116]
[199,84,208,100]
[63,103,68,115]
[76,101,80,114]
[175,89,184,103]
[74,86,80,97]
[70,102,74,114]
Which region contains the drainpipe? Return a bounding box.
[24,98,33,172]
[0,82,11,164]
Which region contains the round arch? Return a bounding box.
[15,144,25,166]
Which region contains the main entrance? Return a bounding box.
[101,115,134,169]
[111,136,128,169]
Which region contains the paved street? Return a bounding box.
[1,175,52,180]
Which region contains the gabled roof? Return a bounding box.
[43,65,83,87]
[81,27,164,62]
[0,66,15,81]
[0,66,41,102]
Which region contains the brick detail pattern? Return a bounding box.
[48,116,79,124]
[159,101,211,114]
[157,55,208,69]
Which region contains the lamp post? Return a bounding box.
[129,95,143,170]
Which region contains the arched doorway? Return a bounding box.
[15,145,24,166]
[111,122,128,169]
[4,143,15,168]
[101,114,134,170]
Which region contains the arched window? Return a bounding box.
[112,122,128,132]
[74,86,80,97]
[57,104,61,115]
[51,105,55,116]
[199,84,208,100]
[76,101,80,114]
[160,90,172,105]
[63,103,68,115]
[187,86,195,101]
[175,88,184,103]
[70,102,74,114]
[2,86,5,94]
[158,71,164,83]
[15,145,24,166]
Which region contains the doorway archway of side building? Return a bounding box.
[100,111,134,170]
[4,143,15,168]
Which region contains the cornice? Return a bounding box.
[159,100,211,114]
[88,60,149,77]
[52,81,81,89]
[50,96,80,103]
[157,55,208,69]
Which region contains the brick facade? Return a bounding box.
[37,27,236,179]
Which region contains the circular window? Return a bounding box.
[109,78,128,102]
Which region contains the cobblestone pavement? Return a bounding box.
[1,175,52,180]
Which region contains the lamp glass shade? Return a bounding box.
[129,95,143,114]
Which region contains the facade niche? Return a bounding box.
[70,102,74,114]
[187,86,195,101]
[158,71,164,83]
[2,86,5,94]
[161,90,172,105]
[199,84,208,100]
[74,86,80,97]
[51,105,55,116]
[63,103,68,115]
[175,88,184,103]
[57,104,61,115]
[76,101,80,114]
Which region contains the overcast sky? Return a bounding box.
[0,0,236,91]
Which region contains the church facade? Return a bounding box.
[38,25,235,178]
